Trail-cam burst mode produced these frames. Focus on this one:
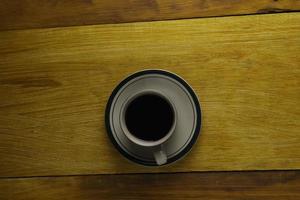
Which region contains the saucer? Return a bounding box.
[105,70,201,166]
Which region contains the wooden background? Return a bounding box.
[0,0,300,199]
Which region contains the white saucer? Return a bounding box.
[105,70,201,166]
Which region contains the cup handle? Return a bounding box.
[153,146,167,165]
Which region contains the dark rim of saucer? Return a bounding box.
[105,69,201,166]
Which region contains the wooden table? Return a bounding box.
[0,0,300,199]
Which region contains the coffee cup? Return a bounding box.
[120,89,177,165]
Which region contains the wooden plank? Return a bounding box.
[0,171,300,200]
[0,0,300,31]
[0,13,299,177]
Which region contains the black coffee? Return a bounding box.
[125,94,174,141]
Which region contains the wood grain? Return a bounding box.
[0,13,299,177]
[0,171,300,200]
[0,0,300,31]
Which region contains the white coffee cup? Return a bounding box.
[120,89,177,165]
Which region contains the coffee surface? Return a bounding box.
[125,94,174,141]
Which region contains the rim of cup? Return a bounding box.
[120,89,177,147]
